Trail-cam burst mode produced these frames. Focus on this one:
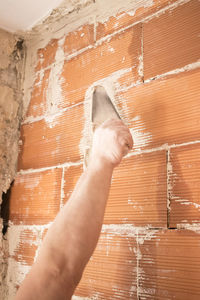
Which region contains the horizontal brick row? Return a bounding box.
[13,142,200,228]
[8,226,200,299]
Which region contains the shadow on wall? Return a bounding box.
[1,181,14,236]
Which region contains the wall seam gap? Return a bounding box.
[141,23,144,83]
[136,229,140,300]
[167,149,171,228]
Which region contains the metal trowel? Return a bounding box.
[84,85,121,166]
[92,85,121,129]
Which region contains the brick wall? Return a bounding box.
[8,0,200,299]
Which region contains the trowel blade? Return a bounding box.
[92,85,121,127]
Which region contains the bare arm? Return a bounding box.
[15,119,133,300]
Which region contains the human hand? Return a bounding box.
[90,119,133,168]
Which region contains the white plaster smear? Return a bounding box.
[6,223,52,298]
[7,223,50,257]
[45,37,65,128]
[177,223,200,232]
[6,258,31,300]
[174,196,200,210]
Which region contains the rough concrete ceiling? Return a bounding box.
[0,0,64,32]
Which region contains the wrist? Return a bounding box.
[88,155,115,173]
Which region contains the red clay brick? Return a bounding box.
[11,229,38,265]
[104,151,167,227]
[139,229,200,299]
[76,230,137,299]
[117,69,200,151]
[9,169,62,225]
[96,0,177,40]
[143,0,200,79]
[61,24,142,107]
[64,24,94,56]
[35,39,58,72]
[63,164,83,204]
[169,144,200,227]
[18,104,84,170]
[26,69,51,118]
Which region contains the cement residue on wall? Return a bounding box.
[0,28,25,299]
[0,29,25,194]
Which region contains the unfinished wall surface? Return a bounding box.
[7,0,200,299]
[0,28,25,299]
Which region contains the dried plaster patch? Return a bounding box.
[5,223,51,299]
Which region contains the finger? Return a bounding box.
[119,132,133,150]
[122,144,130,157]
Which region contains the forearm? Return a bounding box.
[16,160,113,300]
[43,159,114,283]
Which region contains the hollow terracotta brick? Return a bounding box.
[169,143,200,228]
[104,150,167,227]
[9,169,62,225]
[96,0,177,40]
[61,24,142,107]
[75,230,137,299]
[35,39,58,72]
[18,104,84,170]
[139,229,200,299]
[64,24,94,56]
[11,229,38,265]
[143,0,200,79]
[117,69,200,151]
[63,164,83,205]
[26,69,51,119]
